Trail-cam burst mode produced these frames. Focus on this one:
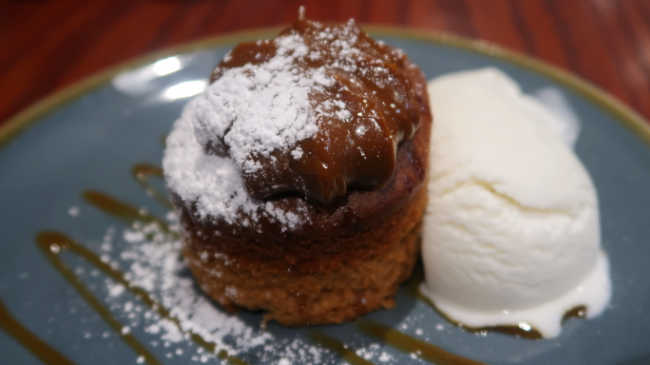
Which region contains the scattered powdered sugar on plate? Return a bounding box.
[96,215,328,363]
[68,206,80,217]
[356,344,394,363]
[73,213,407,364]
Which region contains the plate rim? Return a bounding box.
[1,24,649,149]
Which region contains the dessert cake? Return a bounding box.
[163,15,431,325]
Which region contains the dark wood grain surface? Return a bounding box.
[2,0,649,126]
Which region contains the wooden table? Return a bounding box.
[2,0,649,126]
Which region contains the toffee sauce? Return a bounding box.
[358,320,484,365]
[131,163,172,209]
[35,232,162,365]
[310,331,374,365]
[34,231,246,365]
[0,299,75,365]
[82,190,171,234]
[207,18,427,204]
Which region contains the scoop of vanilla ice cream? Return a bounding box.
[421,68,611,338]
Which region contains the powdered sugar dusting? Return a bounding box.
[163,101,310,228]
[192,32,341,175]
[164,18,413,222]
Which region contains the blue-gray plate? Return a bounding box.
[1,27,650,365]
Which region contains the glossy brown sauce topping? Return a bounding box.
[206,18,427,204]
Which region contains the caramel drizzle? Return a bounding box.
[358,320,484,365]
[0,299,76,365]
[131,163,172,209]
[35,232,162,365]
[35,231,246,365]
[21,163,245,364]
[82,190,172,234]
[309,331,374,365]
